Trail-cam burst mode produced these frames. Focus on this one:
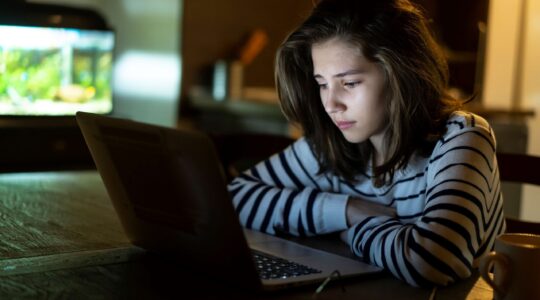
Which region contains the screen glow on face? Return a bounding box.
[0,25,115,116]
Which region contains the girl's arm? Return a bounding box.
[343,123,505,287]
[227,137,349,236]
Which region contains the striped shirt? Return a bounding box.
[227,111,505,286]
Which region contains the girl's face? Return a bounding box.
[312,38,388,149]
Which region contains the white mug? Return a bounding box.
[479,233,540,300]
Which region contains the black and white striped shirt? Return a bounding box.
[228,111,505,286]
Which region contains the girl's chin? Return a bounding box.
[341,133,366,144]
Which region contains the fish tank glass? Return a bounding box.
[0,24,115,116]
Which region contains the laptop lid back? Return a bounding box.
[76,112,261,289]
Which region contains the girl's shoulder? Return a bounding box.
[431,110,497,158]
[444,110,493,138]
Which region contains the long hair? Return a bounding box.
[275,0,462,186]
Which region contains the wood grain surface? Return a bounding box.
[0,171,139,276]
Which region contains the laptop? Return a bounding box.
[76,111,382,291]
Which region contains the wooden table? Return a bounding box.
[0,170,493,299]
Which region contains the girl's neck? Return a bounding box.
[369,129,388,167]
[373,151,385,167]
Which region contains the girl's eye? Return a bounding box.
[318,83,328,90]
[344,81,361,88]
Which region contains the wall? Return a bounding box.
[482,0,522,110]
[30,0,182,127]
[180,0,313,111]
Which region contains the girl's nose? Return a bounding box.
[323,89,345,114]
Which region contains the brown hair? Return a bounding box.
[275,0,462,186]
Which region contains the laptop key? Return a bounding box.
[252,250,322,280]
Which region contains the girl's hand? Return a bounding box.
[346,197,396,226]
[341,198,396,246]
[340,230,349,245]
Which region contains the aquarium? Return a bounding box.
[0,25,115,116]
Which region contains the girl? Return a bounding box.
[228,0,504,287]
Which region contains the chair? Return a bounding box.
[209,132,295,181]
[497,152,540,234]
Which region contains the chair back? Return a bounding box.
[497,152,540,234]
[210,133,295,181]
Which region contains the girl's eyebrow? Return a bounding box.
[313,69,366,79]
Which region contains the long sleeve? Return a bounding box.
[344,114,505,287]
[227,138,349,236]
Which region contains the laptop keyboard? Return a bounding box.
[252,250,322,280]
